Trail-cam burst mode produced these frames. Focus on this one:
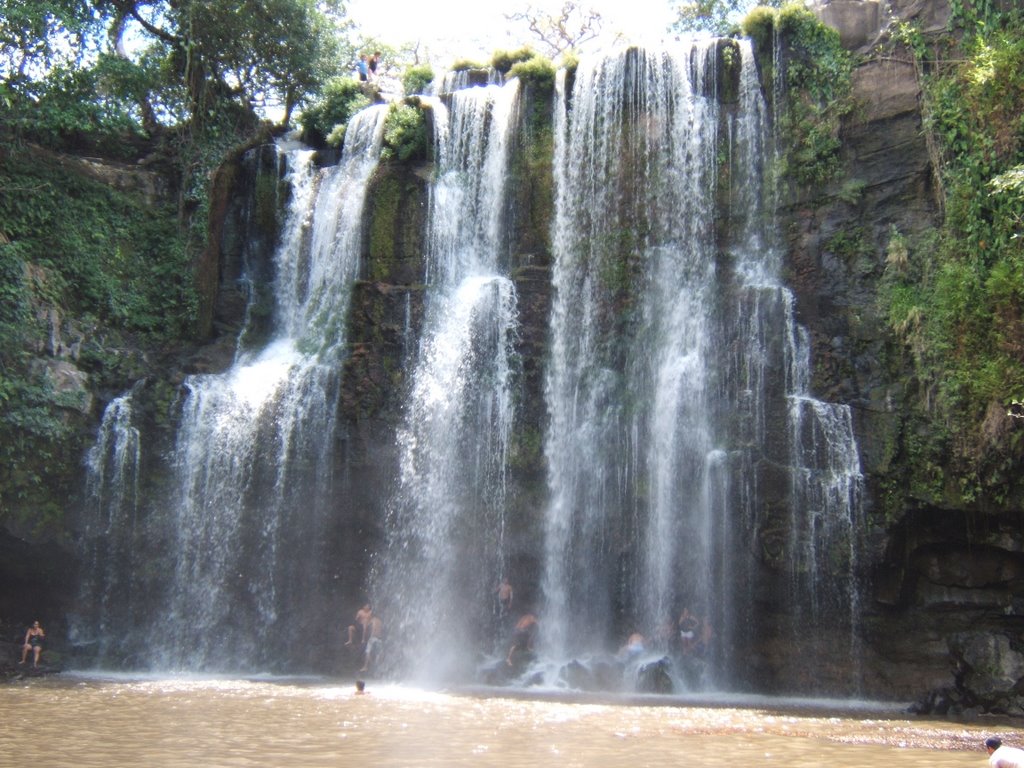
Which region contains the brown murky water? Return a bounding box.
[1,676,1018,767]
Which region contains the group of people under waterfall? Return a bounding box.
[345,603,384,674]
[620,607,714,662]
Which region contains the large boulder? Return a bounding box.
[950,632,1024,709]
[809,0,884,50]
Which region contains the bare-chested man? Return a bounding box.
[497,577,513,617]
[506,613,538,666]
[345,603,372,648]
[360,615,384,673]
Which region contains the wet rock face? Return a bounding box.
[951,633,1024,700]
[809,0,885,50]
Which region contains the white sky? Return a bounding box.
[346,0,680,64]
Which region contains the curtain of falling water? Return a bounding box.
[373,79,522,683]
[543,42,865,693]
[78,106,389,672]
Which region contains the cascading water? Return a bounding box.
[542,41,865,692]
[76,41,865,693]
[78,394,141,658]
[78,105,389,671]
[373,78,522,682]
[544,42,724,664]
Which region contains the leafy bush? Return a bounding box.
[451,59,486,72]
[560,50,580,77]
[741,5,777,50]
[878,14,1024,503]
[381,101,428,163]
[0,149,195,339]
[492,46,536,74]
[509,56,557,90]
[5,55,162,158]
[299,77,372,147]
[402,64,435,96]
[0,146,197,525]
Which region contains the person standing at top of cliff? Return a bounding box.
[356,54,369,82]
[368,51,381,79]
[987,737,1024,767]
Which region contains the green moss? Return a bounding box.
[368,174,401,279]
[742,4,853,188]
[826,226,872,261]
[718,40,741,104]
[252,170,283,243]
[508,425,543,471]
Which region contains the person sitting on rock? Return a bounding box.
[619,631,646,661]
[506,613,538,666]
[20,620,44,667]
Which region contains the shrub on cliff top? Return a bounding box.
[381,101,428,163]
[742,4,852,187]
[509,55,557,90]
[451,58,486,72]
[403,65,435,97]
[300,77,372,148]
[492,46,537,74]
[741,5,776,50]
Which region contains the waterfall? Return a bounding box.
[79,105,389,671]
[375,78,521,682]
[78,394,140,657]
[544,42,722,661]
[75,41,866,692]
[542,41,865,691]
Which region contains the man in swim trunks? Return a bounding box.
[346,603,372,648]
[360,615,384,673]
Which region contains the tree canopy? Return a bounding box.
[671,0,782,36]
[2,0,352,137]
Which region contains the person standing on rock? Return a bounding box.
[20,620,44,667]
[497,576,513,619]
[986,737,1024,767]
[360,614,384,674]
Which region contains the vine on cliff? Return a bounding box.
[879,9,1024,507]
